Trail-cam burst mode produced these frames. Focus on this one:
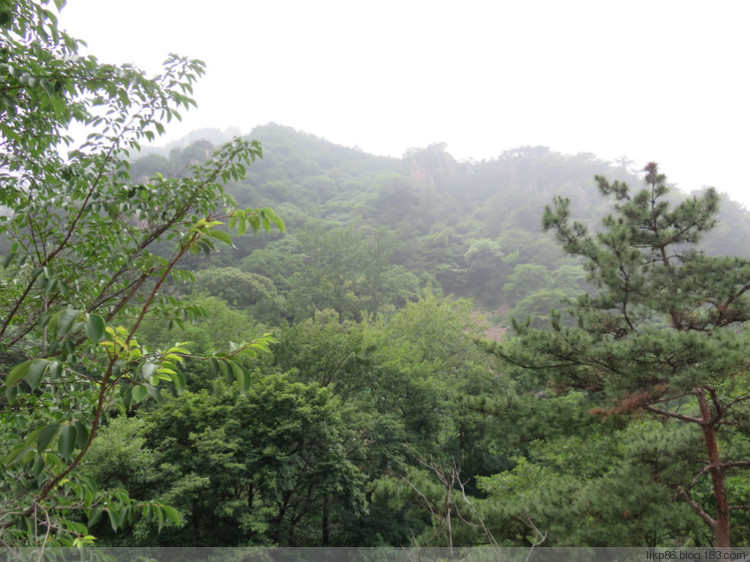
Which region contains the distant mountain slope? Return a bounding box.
[132,124,750,314]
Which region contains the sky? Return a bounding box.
[59,0,750,207]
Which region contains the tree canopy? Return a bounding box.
[498,164,750,546]
[0,0,281,546]
[4,0,750,551]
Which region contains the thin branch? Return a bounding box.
[722,461,750,471]
[726,391,750,409]
[684,465,712,492]
[705,385,725,424]
[677,486,715,529]
[0,234,200,532]
[644,405,703,424]
[454,460,500,551]
[37,504,51,559]
[651,390,694,404]
[125,232,198,344]
[522,510,547,562]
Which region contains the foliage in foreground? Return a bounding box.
[0,0,282,546]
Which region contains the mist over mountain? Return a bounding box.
[7,1,750,547]
[135,123,750,323]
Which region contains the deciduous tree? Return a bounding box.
[0,0,282,546]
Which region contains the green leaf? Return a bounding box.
[206,229,234,247]
[25,359,49,390]
[218,359,230,380]
[247,214,261,233]
[132,384,148,403]
[196,238,214,256]
[1,251,17,268]
[145,383,160,402]
[230,361,250,396]
[85,313,105,344]
[87,507,103,528]
[5,384,17,403]
[37,423,60,453]
[155,504,164,531]
[48,360,62,379]
[4,442,34,465]
[262,207,285,232]
[58,280,70,298]
[44,278,59,295]
[240,370,251,397]
[74,421,90,449]
[107,508,120,532]
[169,371,186,395]
[162,504,180,526]
[140,362,157,381]
[56,308,79,338]
[6,360,31,387]
[82,482,94,506]
[117,88,129,107]
[50,94,67,118]
[40,79,55,98]
[58,425,77,459]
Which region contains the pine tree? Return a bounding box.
[501,164,750,546]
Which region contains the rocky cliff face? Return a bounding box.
[407,143,458,188]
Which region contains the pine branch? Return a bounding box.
[644,405,702,424]
[677,487,715,529]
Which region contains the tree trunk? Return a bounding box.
[696,388,731,547]
[322,496,330,546]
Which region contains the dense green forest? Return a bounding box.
[3,0,750,551]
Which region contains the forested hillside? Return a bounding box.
[135,124,750,328]
[3,1,750,550]
[74,129,750,546]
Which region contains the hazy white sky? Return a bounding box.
[60,0,750,207]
